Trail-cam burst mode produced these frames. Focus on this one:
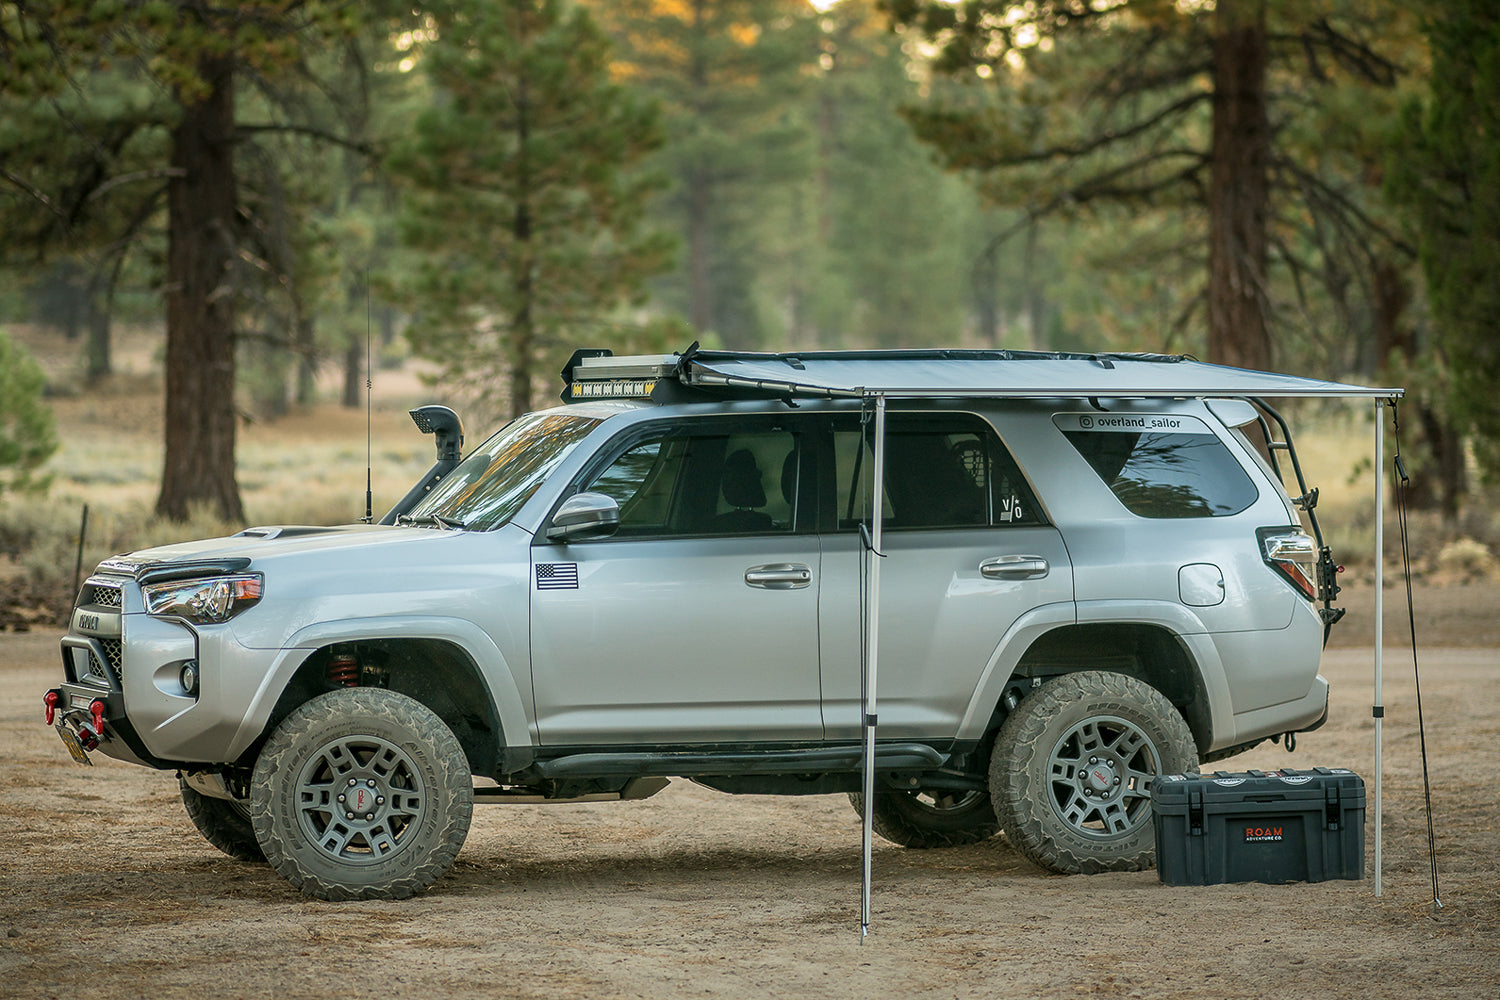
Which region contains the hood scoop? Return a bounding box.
[234,525,355,541]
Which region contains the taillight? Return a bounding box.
[1259,527,1317,600]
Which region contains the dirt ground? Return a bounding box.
[1,583,1496,1000]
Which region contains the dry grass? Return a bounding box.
[1,327,447,628]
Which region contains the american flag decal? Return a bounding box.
[535,562,579,590]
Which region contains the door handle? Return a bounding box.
[744,563,813,590]
[980,555,1049,580]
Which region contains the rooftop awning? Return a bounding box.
[682,349,1404,400]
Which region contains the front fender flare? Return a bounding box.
[225,615,530,765]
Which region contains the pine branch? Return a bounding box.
[1274,157,1415,257]
[962,92,1210,170]
[1272,18,1401,86]
[236,122,374,156]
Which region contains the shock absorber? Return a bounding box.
[327,650,360,687]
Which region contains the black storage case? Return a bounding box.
[1152,767,1365,886]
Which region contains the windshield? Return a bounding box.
[404,411,601,530]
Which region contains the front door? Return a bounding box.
[530,417,822,746]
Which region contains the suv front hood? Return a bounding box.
[96,524,457,578]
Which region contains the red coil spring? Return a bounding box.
[327,654,359,687]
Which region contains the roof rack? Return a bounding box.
[560,345,1400,404]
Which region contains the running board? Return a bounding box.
[472,776,671,804]
[533,743,947,779]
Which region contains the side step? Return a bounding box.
[473,776,671,804]
[532,743,948,779]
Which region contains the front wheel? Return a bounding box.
[989,671,1197,874]
[179,775,264,862]
[250,687,473,901]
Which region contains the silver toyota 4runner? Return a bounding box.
[46,348,1348,900]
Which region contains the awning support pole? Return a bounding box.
[1373,399,1384,897]
[860,393,887,940]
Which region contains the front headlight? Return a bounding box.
[142,574,264,624]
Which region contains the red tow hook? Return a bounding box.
[72,700,107,751]
[44,690,61,726]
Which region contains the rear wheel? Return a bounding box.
[250,687,473,901]
[848,788,999,848]
[179,775,264,862]
[990,671,1197,873]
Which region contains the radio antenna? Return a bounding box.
[363,271,374,523]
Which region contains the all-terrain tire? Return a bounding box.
[250,687,473,901]
[990,671,1198,874]
[848,789,999,848]
[179,775,265,862]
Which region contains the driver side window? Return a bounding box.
[584,425,801,537]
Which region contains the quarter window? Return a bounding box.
[1055,412,1258,518]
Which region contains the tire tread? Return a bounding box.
[990,671,1198,874]
[250,688,473,901]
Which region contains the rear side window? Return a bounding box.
[833,415,1044,530]
[1054,413,1258,518]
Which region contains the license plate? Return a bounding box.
[55,722,93,766]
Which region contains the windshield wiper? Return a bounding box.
[396,513,467,530]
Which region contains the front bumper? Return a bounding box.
[56,597,299,769]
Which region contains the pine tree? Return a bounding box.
[0,1,363,521]
[592,0,816,347]
[1388,1,1500,484]
[0,330,58,499]
[387,0,672,420]
[883,0,1412,369]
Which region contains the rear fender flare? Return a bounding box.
[956,600,1234,748]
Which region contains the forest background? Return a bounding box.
[0,0,1497,615]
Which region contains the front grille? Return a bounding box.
[84,639,123,685]
[90,585,122,610]
[100,638,123,679]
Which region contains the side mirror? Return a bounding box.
[546,492,620,542]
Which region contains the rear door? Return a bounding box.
[817,412,1074,740]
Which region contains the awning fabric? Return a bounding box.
[680,347,1405,932]
[683,349,1404,400]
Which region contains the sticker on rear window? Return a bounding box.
[1052,413,1214,435]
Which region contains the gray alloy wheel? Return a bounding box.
[848,788,999,848]
[989,671,1198,874]
[250,687,473,901]
[179,775,265,862]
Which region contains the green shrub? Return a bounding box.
[0,328,58,497]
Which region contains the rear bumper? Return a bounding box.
[1227,672,1330,748]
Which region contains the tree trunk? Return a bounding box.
[1024,217,1046,351]
[1207,0,1272,371]
[155,54,245,523]
[974,242,1001,348]
[295,312,317,406]
[343,277,365,409]
[1371,257,1465,520]
[84,270,111,384]
[511,66,534,420]
[686,0,712,334]
[343,328,363,409]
